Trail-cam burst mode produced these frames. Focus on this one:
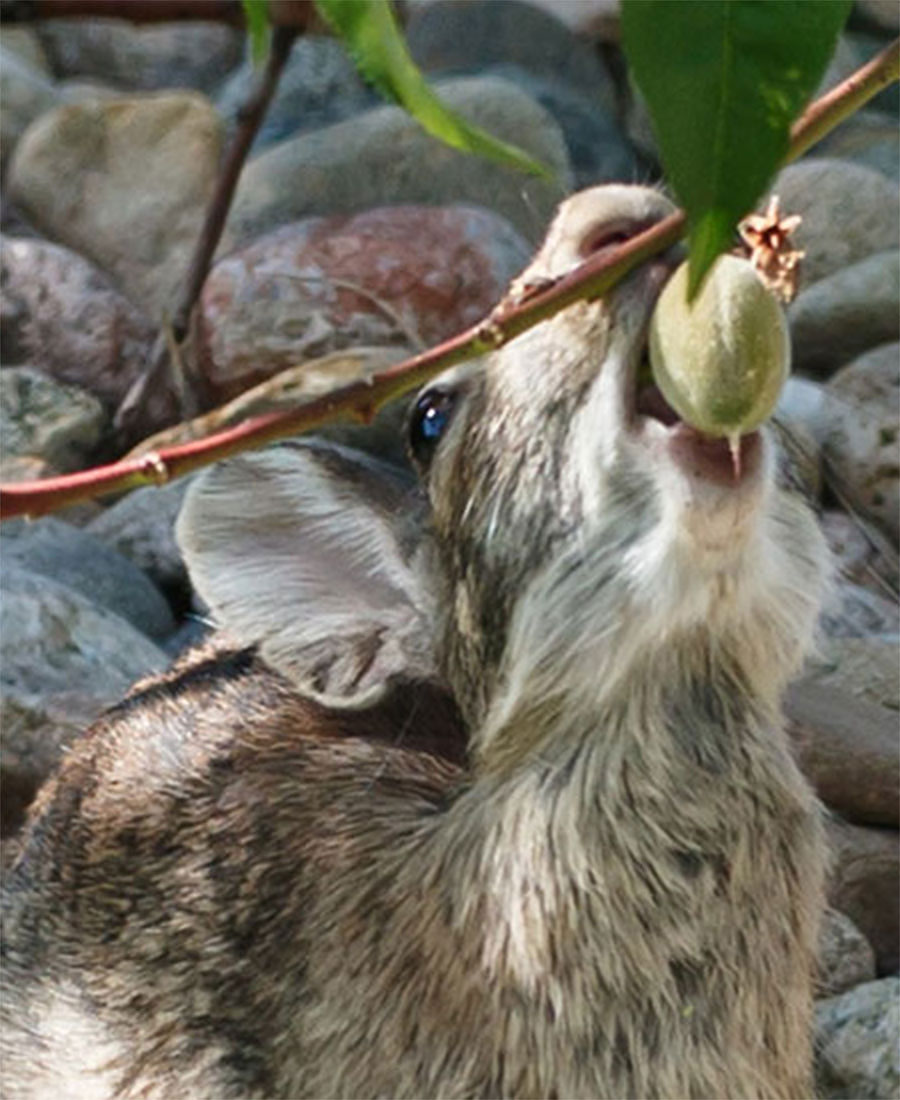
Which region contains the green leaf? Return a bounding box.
[315,0,551,178]
[241,0,270,67]
[622,0,851,297]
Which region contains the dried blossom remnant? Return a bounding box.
[738,195,805,303]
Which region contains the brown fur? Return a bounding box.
[1,186,829,1099]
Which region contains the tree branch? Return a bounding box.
[1,38,897,522]
[113,22,300,438]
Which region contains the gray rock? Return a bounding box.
[479,64,639,189]
[228,76,572,247]
[216,36,378,154]
[814,109,899,182]
[0,46,60,167]
[403,0,628,188]
[820,581,900,639]
[0,366,105,474]
[789,252,899,378]
[405,0,618,111]
[822,343,900,542]
[817,908,877,997]
[86,478,192,598]
[855,0,900,36]
[0,28,51,74]
[804,635,900,712]
[815,978,900,1099]
[820,509,899,598]
[35,19,243,93]
[7,92,223,318]
[826,817,899,975]
[1,566,167,834]
[1,236,157,422]
[0,517,175,640]
[769,159,899,289]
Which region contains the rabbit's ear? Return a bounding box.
[177,442,438,706]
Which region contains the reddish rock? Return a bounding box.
[1,235,163,434]
[195,205,530,403]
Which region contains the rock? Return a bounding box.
[805,635,899,711]
[228,76,572,247]
[405,0,623,42]
[0,46,61,167]
[820,510,900,598]
[1,236,158,424]
[826,817,899,974]
[129,346,418,472]
[0,566,167,835]
[1,28,52,74]
[403,0,630,187]
[216,36,377,154]
[161,615,211,660]
[35,19,243,93]
[7,92,223,317]
[406,0,617,110]
[821,343,900,542]
[0,366,105,474]
[789,252,899,377]
[819,581,900,640]
[198,205,530,401]
[855,0,900,34]
[814,109,899,181]
[86,478,193,601]
[787,679,899,827]
[817,908,877,997]
[815,978,900,1099]
[768,159,899,289]
[0,517,175,640]
[480,65,638,188]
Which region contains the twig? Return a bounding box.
[790,37,900,160]
[113,23,300,438]
[0,0,244,25]
[2,39,897,522]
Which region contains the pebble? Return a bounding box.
[216,36,377,154]
[789,251,899,378]
[86,478,194,601]
[0,517,175,640]
[7,92,223,317]
[768,159,899,289]
[0,366,105,475]
[817,908,877,998]
[1,235,157,428]
[0,46,60,167]
[0,566,167,835]
[826,817,899,975]
[198,205,530,401]
[822,342,900,542]
[227,76,572,247]
[816,977,900,1099]
[35,19,243,93]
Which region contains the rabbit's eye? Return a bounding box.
[409,388,457,467]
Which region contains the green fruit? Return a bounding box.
[648,255,790,439]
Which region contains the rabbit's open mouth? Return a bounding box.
[633,369,763,487]
[616,259,765,490]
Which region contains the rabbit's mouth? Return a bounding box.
[633,369,763,488]
[615,260,765,491]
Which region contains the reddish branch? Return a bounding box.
[1,38,897,522]
[114,22,300,436]
[0,0,315,25]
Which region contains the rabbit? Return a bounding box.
[1,185,829,1100]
